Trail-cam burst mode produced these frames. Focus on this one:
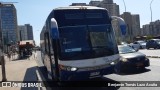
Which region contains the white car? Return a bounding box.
[129,41,146,49]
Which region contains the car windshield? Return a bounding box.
[138,41,146,44]
[59,25,118,60]
[155,40,160,44]
[118,45,136,54]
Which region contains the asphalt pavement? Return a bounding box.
[35,50,160,90]
[0,49,160,90]
[139,49,160,58]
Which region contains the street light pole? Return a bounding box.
[150,0,154,36]
[150,0,154,22]
[122,0,127,42]
[123,0,126,12]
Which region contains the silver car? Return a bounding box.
[130,41,146,49]
[115,45,150,73]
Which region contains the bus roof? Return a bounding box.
[54,6,106,10]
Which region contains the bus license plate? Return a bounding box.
[90,72,100,76]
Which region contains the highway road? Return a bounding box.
[36,49,160,90]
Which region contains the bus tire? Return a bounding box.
[43,66,50,81]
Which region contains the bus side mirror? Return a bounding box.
[51,18,59,40]
[111,16,126,36]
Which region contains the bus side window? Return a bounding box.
[45,32,54,55]
[50,39,54,55]
[44,32,49,54]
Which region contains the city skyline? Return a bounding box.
[10,0,160,45]
[18,24,34,41]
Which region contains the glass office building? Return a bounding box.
[0,3,18,45]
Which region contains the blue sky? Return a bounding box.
[4,0,160,46]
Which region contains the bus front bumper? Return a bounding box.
[59,65,115,81]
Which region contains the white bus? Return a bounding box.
[40,6,126,81]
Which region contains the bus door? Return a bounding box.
[44,32,54,80]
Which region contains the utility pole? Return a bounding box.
[122,0,126,12]
[122,0,127,42]
[150,0,154,36]
[150,0,154,22]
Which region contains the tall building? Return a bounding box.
[89,0,101,6]
[141,20,160,40]
[142,24,150,36]
[0,3,18,44]
[132,14,140,37]
[141,20,160,38]
[94,0,120,16]
[154,20,160,36]
[18,25,28,41]
[103,0,113,3]
[18,24,34,41]
[121,12,141,42]
[71,0,120,16]
[26,24,33,40]
[151,20,160,36]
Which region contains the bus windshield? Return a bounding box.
[59,24,118,60]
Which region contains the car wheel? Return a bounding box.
[114,62,123,74]
[114,67,121,74]
[43,66,50,81]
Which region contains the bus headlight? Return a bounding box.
[67,67,78,71]
[59,65,78,71]
[70,67,78,71]
[121,58,128,62]
[110,62,115,65]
